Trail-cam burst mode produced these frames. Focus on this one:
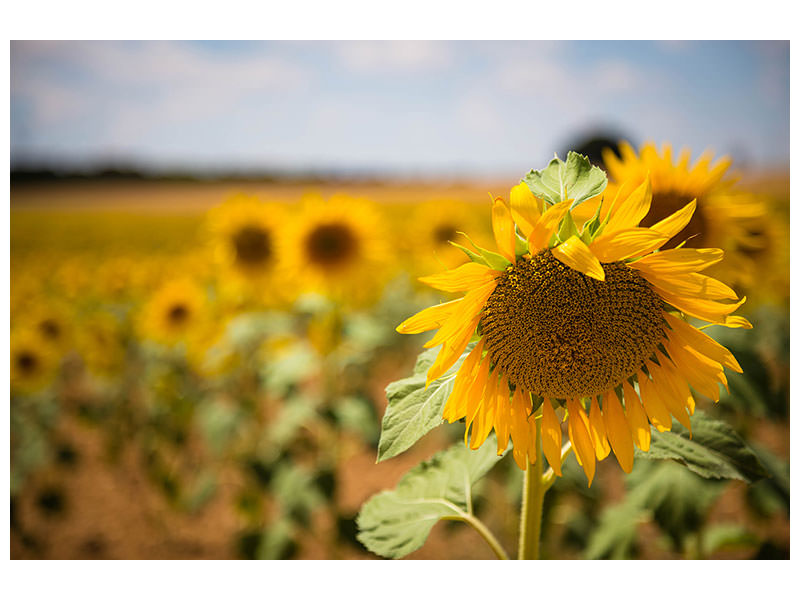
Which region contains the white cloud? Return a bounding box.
[335,41,453,74]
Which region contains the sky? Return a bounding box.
[10,40,790,178]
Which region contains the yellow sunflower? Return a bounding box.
[403,198,492,275]
[137,278,207,346]
[397,177,749,485]
[11,329,59,393]
[279,193,391,304]
[207,194,289,305]
[602,141,766,283]
[75,310,127,378]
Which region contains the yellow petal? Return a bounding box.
[605,176,652,232]
[463,357,491,434]
[664,335,724,402]
[567,399,596,486]
[588,396,611,460]
[664,313,742,372]
[492,198,517,262]
[509,183,540,238]
[631,248,724,274]
[602,391,634,473]
[424,279,497,349]
[528,199,572,252]
[717,315,753,329]
[494,375,512,455]
[418,262,496,293]
[396,298,460,334]
[656,287,746,324]
[649,357,692,432]
[552,235,605,281]
[639,271,739,302]
[623,381,650,452]
[541,399,562,476]
[509,388,532,470]
[426,315,480,384]
[649,199,697,241]
[637,370,672,432]
[442,339,485,422]
[470,369,498,450]
[591,227,669,263]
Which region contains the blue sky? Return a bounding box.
[10,40,789,178]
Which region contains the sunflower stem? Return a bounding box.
[518,413,545,560]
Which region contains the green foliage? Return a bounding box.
[523,151,607,208]
[357,437,505,558]
[634,411,768,483]
[377,343,474,462]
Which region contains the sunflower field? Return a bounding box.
[9,145,790,560]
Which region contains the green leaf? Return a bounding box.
[357,437,505,558]
[523,151,607,208]
[634,411,769,483]
[584,503,646,559]
[377,343,475,462]
[702,523,759,556]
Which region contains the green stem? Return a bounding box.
[518,414,545,560]
[444,511,509,560]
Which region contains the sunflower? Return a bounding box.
[279,193,391,304]
[602,142,766,283]
[403,198,492,275]
[11,329,59,393]
[75,310,127,378]
[397,176,749,485]
[137,278,207,346]
[207,194,289,305]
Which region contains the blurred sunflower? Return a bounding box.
[404,198,492,274]
[207,194,289,304]
[11,329,59,393]
[19,301,75,355]
[602,142,766,281]
[76,311,127,378]
[279,193,391,304]
[138,278,207,346]
[397,177,748,484]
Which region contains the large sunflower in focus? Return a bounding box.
[279,193,391,304]
[397,176,748,485]
[602,142,766,283]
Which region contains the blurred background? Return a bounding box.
[9,40,789,559]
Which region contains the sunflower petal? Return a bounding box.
[606,176,652,232]
[649,357,692,432]
[424,279,497,349]
[552,235,605,281]
[541,399,562,476]
[509,388,532,470]
[588,396,611,460]
[664,313,742,372]
[442,339,485,422]
[656,287,746,325]
[602,391,634,473]
[494,375,512,455]
[639,270,739,301]
[623,381,650,451]
[426,315,480,384]
[470,369,498,450]
[418,262,496,293]
[637,370,672,432]
[509,183,541,237]
[567,399,596,485]
[492,198,517,262]
[664,335,725,402]
[396,298,461,334]
[631,248,724,274]
[528,199,572,252]
[649,199,697,241]
[591,227,669,262]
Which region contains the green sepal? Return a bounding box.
[448,240,488,266]
[457,232,511,271]
[514,229,529,257]
[523,151,608,209]
[556,210,580,244]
